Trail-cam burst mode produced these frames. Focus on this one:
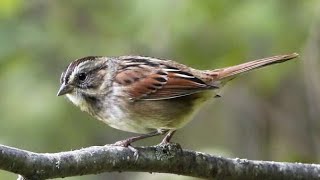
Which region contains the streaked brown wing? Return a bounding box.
[115,58,215,100]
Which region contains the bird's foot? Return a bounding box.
[112,139,132,147]
[111,140,139,161]
[158,130,176,145]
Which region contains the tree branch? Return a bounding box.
[0,144,319,180]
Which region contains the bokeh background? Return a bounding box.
[0,0,319,179]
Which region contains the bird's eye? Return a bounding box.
[78,73,87,81]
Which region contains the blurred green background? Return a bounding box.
[0,0,319,179]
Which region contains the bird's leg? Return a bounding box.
[113,130,168,147]
[160,130,176,145]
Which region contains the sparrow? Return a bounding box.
[57,53,298,146]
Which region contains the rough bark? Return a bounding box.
[0,144,319,180]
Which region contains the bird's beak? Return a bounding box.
[57,84,73,96]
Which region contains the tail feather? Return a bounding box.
[209,53,299,85]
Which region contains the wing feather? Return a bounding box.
[115,57,216,100]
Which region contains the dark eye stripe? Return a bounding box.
[63,56,102,84]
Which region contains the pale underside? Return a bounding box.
[66,90,215,134]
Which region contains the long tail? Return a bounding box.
[209,53,299,85]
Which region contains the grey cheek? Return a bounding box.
[85,79,97,89]
[87,75,104,89]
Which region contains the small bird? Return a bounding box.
[57,53,298,146]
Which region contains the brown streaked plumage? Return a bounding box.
[57,53,298,146]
